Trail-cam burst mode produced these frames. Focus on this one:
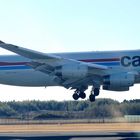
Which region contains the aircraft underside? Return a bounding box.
[0,68,139,102]
[0,69,100,102]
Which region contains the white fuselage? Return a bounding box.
[0,50,140,86]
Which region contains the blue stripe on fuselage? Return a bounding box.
[95,62,120,66]
[0,65,31,70]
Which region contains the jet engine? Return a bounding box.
[54,64,89,78]
[103,73,135,91]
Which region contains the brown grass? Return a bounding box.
[0,123,139,133]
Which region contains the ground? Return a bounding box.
[0,123,139,133]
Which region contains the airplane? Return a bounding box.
[0,40,139,102]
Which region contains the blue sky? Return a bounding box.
[1,0,140,52]
[0,0,140,101]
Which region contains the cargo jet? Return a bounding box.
[0,41,139,102]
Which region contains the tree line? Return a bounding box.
[0,99,139,119]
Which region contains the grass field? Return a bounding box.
[0,123,139,133]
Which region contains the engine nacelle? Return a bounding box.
[103,85,129,91]
[103,73,135,91]
[55,64,89,78]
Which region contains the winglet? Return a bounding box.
[0,41,5,44]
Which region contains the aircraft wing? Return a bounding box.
[0,41,108,87]
[0,41,62,60]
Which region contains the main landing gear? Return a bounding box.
[72,86,100,102]
[89,87,100,102]
[73,89,86,100]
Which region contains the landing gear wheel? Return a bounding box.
[79,92,86,99]
[89,94,95,102]
[94,88,100,96]
[73,93,79,100]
